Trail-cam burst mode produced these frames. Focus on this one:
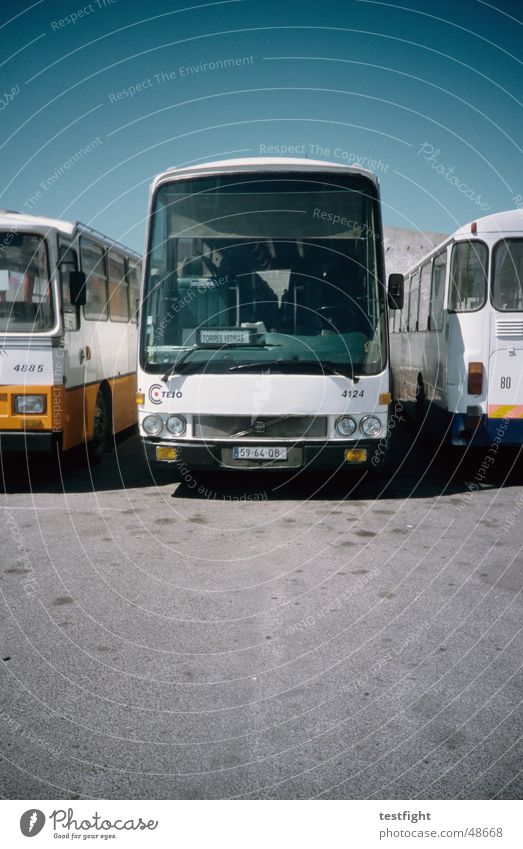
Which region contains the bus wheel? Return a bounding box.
[88,390,109,464]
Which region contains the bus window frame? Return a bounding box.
[407,271,420,332]
[107,250,130,323]
[58,237,81,331]
[80,236,109,322]
[0,230,56,335]
[418,260,432,332]
[127,262,141,324]
[428,248,447,332]
[491,237,523,313]
[448,238,488,314]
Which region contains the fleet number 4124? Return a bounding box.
[342,389,364,398]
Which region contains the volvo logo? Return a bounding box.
[253,420,266,433]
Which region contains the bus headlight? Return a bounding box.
[166,415,186,435]
[360,415,382,437]
[14,395,45,414]
[335,416,356,436]
[142,414,163,436]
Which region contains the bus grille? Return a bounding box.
[496,320,523,337]
[193,415,328,439]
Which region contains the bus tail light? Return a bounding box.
[467,362,483,395]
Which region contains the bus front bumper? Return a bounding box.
[142,439,386,471]
[0,431,60,454]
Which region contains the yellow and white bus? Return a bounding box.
[390,209,523,447]
[0,211,141,462]
[137,157,402,472]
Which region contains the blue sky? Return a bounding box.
[1,0,521,253]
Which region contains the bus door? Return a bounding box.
[58,239,84,449]
[487,238,523,437]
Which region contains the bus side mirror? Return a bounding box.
[69,270,86,306]
[388,273,404,310]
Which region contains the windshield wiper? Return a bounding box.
[228,359,360,382]
[162,342,281,381]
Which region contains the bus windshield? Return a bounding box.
[0,233,53,332]
[142,173,386,375]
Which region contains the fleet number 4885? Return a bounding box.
[13,364,44,373]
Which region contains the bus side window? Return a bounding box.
[429,252,446,331]
[449,240,487,312]
[81,238,108,322]
[401,275,410,332]
[58,241,80,329]
[128,263,140,323]
[418,262,431,331]
[408,272,420,332]
[492,239,523,311]
[108,252,129,322]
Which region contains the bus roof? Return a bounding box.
[453,208,523,237]
[152,156,380,190]
[0,210,141,260]
[397,208,523,279]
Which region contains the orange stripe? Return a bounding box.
[488,404,523,419]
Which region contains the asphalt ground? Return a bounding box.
[0,419,521,800]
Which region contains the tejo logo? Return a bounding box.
[148,384,164,405]
[20,809,46,837]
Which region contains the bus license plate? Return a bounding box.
[232,446,288,461]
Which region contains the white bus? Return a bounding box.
[0,211,141,462]
[137,158,403,473]
[390,209,523,447]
